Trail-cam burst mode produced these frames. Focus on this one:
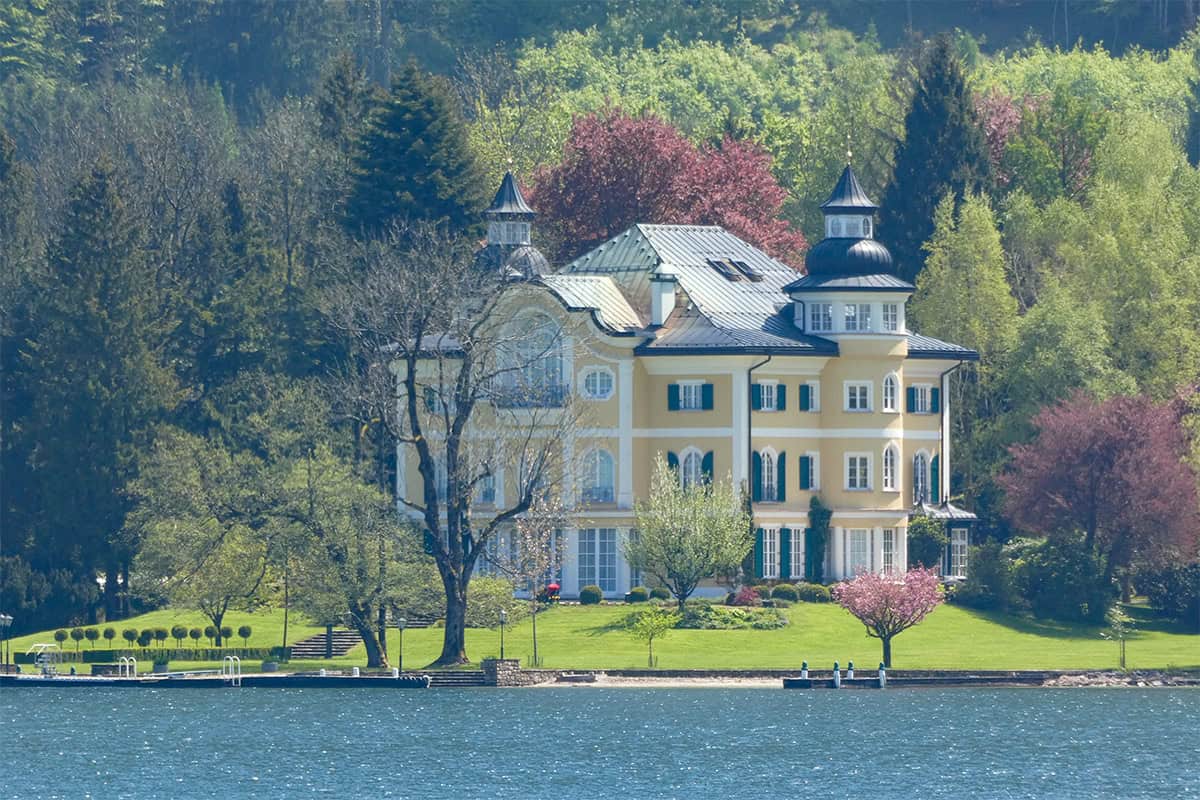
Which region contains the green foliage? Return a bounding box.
[1002,83,1109,205]
[623,606,681,666]
[907,517,949,570]
[770,583,799,602]
[677,605,787,630]
[344,62,488,234]
[1009,536,1115,624]
[53,629,66,644]
[102,628,115,643]
[953,542,1017,612]
[83,628,99,646]
[625,587,649,603]
[188,628,202,643]
[578,585,604,605]
[465,577,527,628]
[649,587,671,601]
[1137,564,1200,632]
[121,628,137,644]
[237,625,252,645]
[795,583,832,603]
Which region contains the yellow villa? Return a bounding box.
[397,167,978,599]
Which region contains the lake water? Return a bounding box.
[3,687,1197,798]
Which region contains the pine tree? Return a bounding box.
[317,52,375,155]
[19,161,177,616]
[344,61,489,234]
[879,35,991,283]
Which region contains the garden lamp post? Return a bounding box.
[396,617,406,674]
[0,614,11,673]
[499,609,507,660]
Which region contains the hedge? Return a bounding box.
[14,646,292,664]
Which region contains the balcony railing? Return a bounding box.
[579,487,615,505]
[492,382,568,409]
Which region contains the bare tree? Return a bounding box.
[324,223,582,666]
[488,497,567,667]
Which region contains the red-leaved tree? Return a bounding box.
[1000,392,1200,591]
[530,107,806,264]
[832,567,943,667]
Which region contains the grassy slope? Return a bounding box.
[6,603,1197,673]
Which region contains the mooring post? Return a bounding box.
[847,660,855,680]
[878,662,887,689]
[800,660,808,679]
[833,661,841,688]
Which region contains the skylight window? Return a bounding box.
[730,260,763,282]
[705,258,741,282]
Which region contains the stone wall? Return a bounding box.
[480,658,562,687]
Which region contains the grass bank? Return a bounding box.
[5,603,1197,673]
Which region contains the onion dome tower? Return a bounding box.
[477,171,549,279]
[803,164,895,277]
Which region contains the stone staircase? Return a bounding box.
[425,670,488,688]
[290,629,362,659]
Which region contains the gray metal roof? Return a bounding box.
[636,308,838,356]
[821,165,878,211]
[785,272,914,293]
[907,333,979,361]
[540,275,642,333]
[912,501,978,521]
[485,171,535,217]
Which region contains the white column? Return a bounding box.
[562,434,575,509]
[873,526,884,574]
[941,370,951,500]
[618,360,634,508]
[617,528,632,596]
[733,368,749,487]
[562,527,579,597]
[832,526,844,580]
[793,528,805,581]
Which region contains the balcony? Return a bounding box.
[579,486,615,505]
[492,382,568,409]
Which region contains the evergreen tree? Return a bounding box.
[879,35,991,283]
[18,161,177,616]
[344,62,489,234]
[317,52,375,155]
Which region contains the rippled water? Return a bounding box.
[4,687,1197,798]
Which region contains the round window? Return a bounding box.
[581,368,614,400]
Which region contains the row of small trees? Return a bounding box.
[52,625,253,652]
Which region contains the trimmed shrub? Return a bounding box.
[84,628,99,647]
[171,625,188,648]
[795,582,832,603]
[730,586,762,607]
[69,628,85,651]
[102,627,115,644]
[121,628,138,645]
[770,598,793,608]
[204,626,217,645]
[219,626,233,644]
[771,583,800,602]
[649,587,671,601]
[752,585,772,600]
[53,629,68,646]
[238,625,252,646]
[137,631,153,648]
[625,587,649,603]
[153,628,169,647]
[189,628,202,645]
[579,585,604,605]
[678,605,787,630]
[908,516,948,569]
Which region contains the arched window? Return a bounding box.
[913,452,929,504]
[831,217,842,236]
[761,450,777,501]
[681,451,703,489]
[581,450,614,504]
[862,217,872,237]
[882,374,899,412]
[500,312,564,407]
[883,444,898,491]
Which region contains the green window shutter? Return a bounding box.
[754,528,764,578]
[780,528,792,580]
[803,527,815,580]
[667,451,679,471]
[799,383,811,411]
[751,383,762,410]
[777,451,787,502]
[776,384,787,410]
[906,386,916,413]
[799,455,811,490]
[701,451,714,483]
[930,455,940,504]
[751,451,762,502]
[701,383,714,410]
[667,384,680,411]
[931,387,941,414]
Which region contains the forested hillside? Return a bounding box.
[2,0,1199,634]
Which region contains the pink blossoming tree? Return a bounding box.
[832,567,944,667]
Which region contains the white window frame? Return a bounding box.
[882,373,899,413]
[760,448,778,502]
[680,447,704,489]
[913,451,930,504]
[844,303,872,332]
[809,303,833,333]
[581,449,615,504]
[844,381,872,413]
[912,384,932,414]
[578,528,618,592]
[845,452,871,491]
[762,528,780,580]
[882,528,896,574]
[580,366,614,400]
[789,528,804,580]
[882,303,899,332]
[950,528,969,578]
[882,443,899,492]
[803,450,821,491]
[477,472,496,506]
[758,380,778,412]
[678,380,703,411]
[862,217,872,237]
[848,529,870,577]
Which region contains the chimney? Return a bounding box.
[650,275,677,327]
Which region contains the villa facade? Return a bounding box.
[397,167,978,599]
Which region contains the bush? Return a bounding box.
[102,627,115,644]
[908,516,948,569]
[171,625,188,647]
[579,585,604,605]
[795,583,832,603]
[954,541,1017,612]
[771,584,800,602]
[752,585,772,599]
[677,605,788,630]
[238,625,252,646]
[69,628,85,649]
[153,628,169,647]
[729,586,761,606]
[1137,563,1200,632]
[625,587,649,603]
[649,587,671,601]
[189,628,202,645]
[121,628,138,645]
[53,629,68,646]
[465,576,527,627]
[1010,536,1114,623]
[204,626,216,645]
[84,628,99,647]
[770,598,793,608]
[137,631,153,648]
[219,626,233,644]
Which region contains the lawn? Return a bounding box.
[5,602,1197,673]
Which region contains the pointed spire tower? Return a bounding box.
[479,171,549,278]
[804,164,894,276]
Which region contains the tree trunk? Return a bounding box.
[882,636,892,668]
[434,583,469,666]
[531,603,538,666]
[355,619,388,668]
